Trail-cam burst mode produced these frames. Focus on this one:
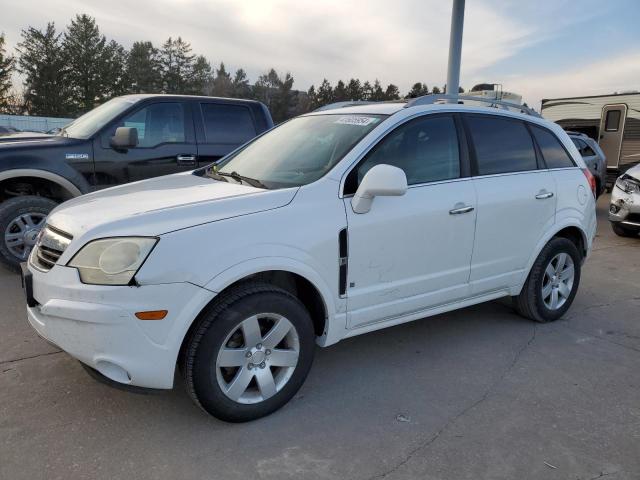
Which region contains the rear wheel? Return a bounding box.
[0,196,58,272]
[513,237,581,323]
[182,282,315,422]
[611,222,638,238]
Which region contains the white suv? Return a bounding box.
[24,98,597,422]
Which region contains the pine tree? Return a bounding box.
[253,68,281,109]
[406,82,429,98]
[361,81,373,101]
[189,55,212,95]
[384,83,400,100]
[212,62,232,97]
[17,23,72,116]
[333,80,347,102]
[63,14,126,113]
[307,85,318,110]
[316,79,333,106]
[272,72,294,123]
[231,68,251,98]
[346,78,362,101]
[432,86,441,94]
[126,41,161,93]
[370,79,385,101]
[0,33,16,113]
[160,37,195,93]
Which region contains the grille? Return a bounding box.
[31,226,72,272]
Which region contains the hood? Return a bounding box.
[624,164,640,181]
[0,132,56,143]
[47,172,298,240]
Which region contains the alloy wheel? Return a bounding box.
[541,252,575,310]
[4,212,46,261]
[215,313,300,404]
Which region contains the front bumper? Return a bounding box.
[26,264,214,389]
[609,185,640,229]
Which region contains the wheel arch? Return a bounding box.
[176,260,337,371]
[517,222,589,294]
[0,169,83,201]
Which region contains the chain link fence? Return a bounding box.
[0,115,74,133]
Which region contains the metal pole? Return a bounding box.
[446,0,465,102]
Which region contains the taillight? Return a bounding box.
[582,168,596,197]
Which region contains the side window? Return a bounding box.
[531,125,575,168]
[120,102,186,148]
[466,115,537,175]
[581,141,596,157]
[201,104,256,144]
[604,110,621,132]
[345,115,460,193]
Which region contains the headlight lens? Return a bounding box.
[68,237,157,285]
[615,175,640,194]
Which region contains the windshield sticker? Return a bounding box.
[335,116,379,126]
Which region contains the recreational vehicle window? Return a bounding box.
[605,110,621,132]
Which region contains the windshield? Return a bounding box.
[213,114,386,189]
[62,97,141,139]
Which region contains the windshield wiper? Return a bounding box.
[209,170,268,189]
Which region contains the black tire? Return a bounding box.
[611,222,638,238]
[182,282,315,422]
[513,237,582,323]
[0,196,58,272]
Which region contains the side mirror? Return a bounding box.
[110,127,138,150]
[351,164,407,214]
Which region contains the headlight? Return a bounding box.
[68,237,158,285]
[615,175,640,194]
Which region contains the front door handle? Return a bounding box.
[177,154,197,166]
[535,191,554,200]
[449,205,475,215]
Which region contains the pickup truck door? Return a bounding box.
[195,102,260,167]
[93,101,197,188]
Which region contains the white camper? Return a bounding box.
[541,92,640,188]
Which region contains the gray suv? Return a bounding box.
[567,131,606,197]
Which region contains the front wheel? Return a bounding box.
[611,222,638,238]
[0,196,58,272]
[513,237,581,323]
[182,282,316,422]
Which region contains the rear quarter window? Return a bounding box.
[466,115,538,175]
[531,126,575,168]
[201,103,257,144]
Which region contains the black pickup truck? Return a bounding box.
[0,94,273,270]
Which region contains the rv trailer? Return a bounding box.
[541,92,640,188]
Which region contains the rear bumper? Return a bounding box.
[27,264,214,389]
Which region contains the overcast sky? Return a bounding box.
[2,0,640,108]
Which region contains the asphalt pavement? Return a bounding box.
[1,194,639,480]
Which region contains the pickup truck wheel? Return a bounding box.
[0,196,58,272]
[182,282,315,422]
[513,237,581,323]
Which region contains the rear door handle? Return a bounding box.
[535,192,554,200]
[177,154,197,166]
[449,205,475,215]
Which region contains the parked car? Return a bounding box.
[609,164,640,237]
[23,97,597,422]
[0,94,273,270]
[567,131,607,197]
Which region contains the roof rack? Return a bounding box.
[405,94,541,118]
[313,101,378,112]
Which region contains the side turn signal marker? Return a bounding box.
[135,310,168,320]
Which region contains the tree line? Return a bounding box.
[0,14,465,123]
